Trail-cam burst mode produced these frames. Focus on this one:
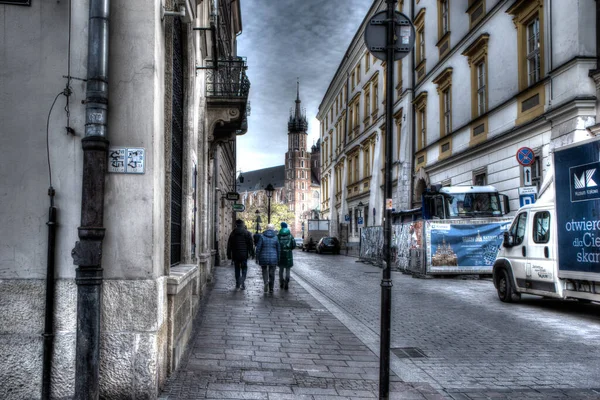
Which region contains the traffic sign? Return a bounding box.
[358,217,364,226]
[519,194,536,207]
[516,147,535,166]
[523,166,532,186]
[232,203,245,212]
[226,192,240,201]
[364,11,415,61]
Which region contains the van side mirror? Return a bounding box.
[500,194,510,215]
[503,231,514,247]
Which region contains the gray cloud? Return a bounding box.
[236,0,374,173]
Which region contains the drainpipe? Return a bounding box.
[41,189,57,400]
[214,145,221,266]
[71,0,110,399]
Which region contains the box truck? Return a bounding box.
[303,219,330,252]
[493,137,600,303]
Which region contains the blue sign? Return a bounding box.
[516,147,535,166]
[344,214,350,222]
[519,194,536,207]
[358,217,364,225]
[555,139,600,275]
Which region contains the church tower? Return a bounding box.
[285,81,311,236]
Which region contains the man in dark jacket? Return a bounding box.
[227,219,254,290]
[255,223,280,293]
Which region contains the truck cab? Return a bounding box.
[422,185,510,220]
[493,199,561,302]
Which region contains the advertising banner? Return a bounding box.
[555,138,600,278]
[426,220,510,274]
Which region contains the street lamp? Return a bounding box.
[265,183,275,224]
[357,201,364,218]
[254,209,262,234]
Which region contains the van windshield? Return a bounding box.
[446,192,503,217]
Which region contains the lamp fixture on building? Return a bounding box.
[265,183,275,223]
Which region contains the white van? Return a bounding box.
[493,138,600,303]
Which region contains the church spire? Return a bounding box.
[289,78,308,133]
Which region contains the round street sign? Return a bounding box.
[364,11,415,61]
[516,147,535,166]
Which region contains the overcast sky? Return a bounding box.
[236,0,375,173]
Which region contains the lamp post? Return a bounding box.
[265,183,275,224]
[254,209,262,234]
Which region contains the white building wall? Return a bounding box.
[0,0,221,397]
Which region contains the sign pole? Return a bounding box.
[364,3,413,398]
[379,1,395,398]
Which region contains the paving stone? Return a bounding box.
[159,258,600,400]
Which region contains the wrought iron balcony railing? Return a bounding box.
[206,57,250,99]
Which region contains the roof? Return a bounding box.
[439,185,499,194]
[237,166,285,192]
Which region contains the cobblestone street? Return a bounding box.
[160,252,600,399]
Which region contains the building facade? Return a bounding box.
[0,0,248,398]
[318,0,598,239]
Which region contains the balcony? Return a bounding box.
[206,57,251,142]
[207,57,250,99]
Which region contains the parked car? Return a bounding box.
[294,237,303,249]
[316,237,341,254]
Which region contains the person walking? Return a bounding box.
[226,219,254,290]
[277,222,295,290]
[255,223,280,293]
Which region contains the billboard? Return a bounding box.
[425,220,510,274]
[555,138,600,278]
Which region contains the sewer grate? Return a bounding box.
[391,347,427,358]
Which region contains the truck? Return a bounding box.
[361,185,513,276]
[493,137,600,303]
[394,185,510,222]
[302,219,330,252]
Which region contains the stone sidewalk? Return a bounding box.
[158,261,443,399]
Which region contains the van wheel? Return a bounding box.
[497,268,520,303]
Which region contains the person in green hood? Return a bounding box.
[277,222,296,290]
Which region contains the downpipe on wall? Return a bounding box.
[71,0,110,399]
[41,189,57,400]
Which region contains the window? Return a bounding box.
[301,160,304,168]
[356,64,361,84]
[364,88,371,121]
[440,0,449,35]
[433,68,452,137]
[443,90,451,134]
[351,71,356,89]
[526,17,540,86]
[364,147,370,176]
[533,211,550,244]
[372,81,379,114]
[462,34,489,143]
[437,0,451,58]
[365,52,370,72]
[413,92,428,151]
[476,61,486,115]
[467,0,486,29]
[507,0,545,125]
[462,34,489,119]
[473,171,487,186]
[418,29,425,63]
[354,154,359,181]
[510,212,528,246]
[414,8,426,81]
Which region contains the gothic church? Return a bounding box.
[237,82,321,237]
